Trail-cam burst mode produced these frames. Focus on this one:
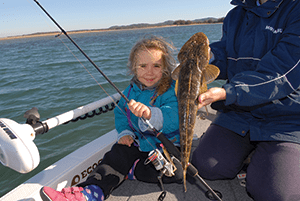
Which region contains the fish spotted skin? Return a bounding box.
[172,32,220,191]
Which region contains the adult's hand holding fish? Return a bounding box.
[128,99,151,120]
[198,87,226,109]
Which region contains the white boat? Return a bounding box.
[0,94,253,201]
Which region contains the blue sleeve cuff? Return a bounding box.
[117,129,135,142]
[223,83,237,105]
[209,51,215,63]
[138,107,163,132]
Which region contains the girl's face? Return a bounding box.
[135,49,163,87]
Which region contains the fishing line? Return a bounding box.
[27,3,159,155]
[49,41,158,151]
[32,1,223,200]
[27,0,122,110]
[33,0,128,102]
[26,0,110,97]
[30,0,158,151]
[26,0,113,99]
[26,0,61,35]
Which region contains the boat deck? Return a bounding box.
[1,105,253,201]
[107,106,253,201]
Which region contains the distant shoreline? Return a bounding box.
[0,23,222,41]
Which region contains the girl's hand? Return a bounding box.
[118,135,134,147]
[198,87,226,109]
[128,99,151,120]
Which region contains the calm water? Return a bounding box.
[0,24,223,197]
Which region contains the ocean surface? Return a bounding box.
[0,24,223,197]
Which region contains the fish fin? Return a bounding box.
[205,106,209,116]
[175,80,178,96]
[183,170,187,192]
[162,146,177,173]
[172,64,181,96]
[171,64,181,80]
[203,64,220,85]
[198,83,208,97]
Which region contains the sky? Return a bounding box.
[1,0,234,38]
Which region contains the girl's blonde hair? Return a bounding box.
[128,35,176,77]
[128,35,176,104]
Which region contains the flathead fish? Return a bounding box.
[172,32,220,191]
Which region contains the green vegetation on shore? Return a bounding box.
[109,17,224,30]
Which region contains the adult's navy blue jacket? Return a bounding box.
[210,0,300,143]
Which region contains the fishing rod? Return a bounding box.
[0,93,121,174]
[33,0,126,103]
[33,1,222,200]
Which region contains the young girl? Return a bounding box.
[41,35,182,201]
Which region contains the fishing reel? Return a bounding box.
[145,149,177,201]
[145,149,176,177]
[0,93,122,174]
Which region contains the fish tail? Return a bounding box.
[183,169,187,192]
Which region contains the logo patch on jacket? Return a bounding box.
[265,25,283,34]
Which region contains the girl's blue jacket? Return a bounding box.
[114,80,180,152]
[210,0,300,143]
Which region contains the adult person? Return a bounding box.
[191,0,300,200]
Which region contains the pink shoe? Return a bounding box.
[40,186,86,201]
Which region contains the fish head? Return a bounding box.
[178,32,210,65]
